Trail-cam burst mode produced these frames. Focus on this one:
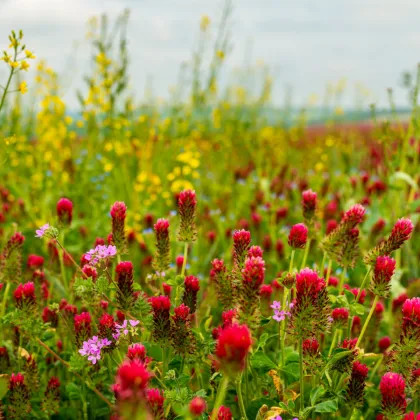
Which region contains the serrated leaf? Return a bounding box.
[350,302,365,316]
[279,362,300,383]
[336,294,349,307]
[314,399,338,413]
[165,278,178,286]
[95,276,109,294]
[250,351,276,371]
[310,385,325,406]
[66,383,81,401]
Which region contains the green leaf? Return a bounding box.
[409,199,420,213]
[310,385,325,406]
[260,318,271,327]
[95,276,109,294]
[279,362,300,383]
[389,171,418,191]
[321,349,353,375]
[314,399,338,413]
[336,294,349,307]
[258,333,269,350]
[343,288,355,304]
[250,351,276,371]
[66,383,81,401]
[165,278,178,286]
[68,353,88,373]
[41,329,56,342]
[285,350,299,364]
[350,302,365,316]
[328,294,337,304]
[245,398,277,420]
[0,375,9,399]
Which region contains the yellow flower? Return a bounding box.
[200,15,210,31]
[25,50,36,60]
[104,162,113,172]
[334,106,344,116]
[216,50,225,60]
[10,61,19,69]
[1,54,11,63]
[18,81,28,94]
[9,38,19,48]
[20,61,30,71]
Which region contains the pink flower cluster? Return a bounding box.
[271,300,293,322]
[79,336,112,364]
[112,319,140,341]
[84,244,117,266]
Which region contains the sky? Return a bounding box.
[0,0,419,110]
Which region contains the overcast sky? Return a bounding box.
[0,0,419,110]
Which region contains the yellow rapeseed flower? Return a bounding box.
[200,15,210,31]
[18,81,28,94]
[25,50,36,59]
[10,61,19,69]
[1,53,11,63]
[20,61,30,71]
[9,38,19,48]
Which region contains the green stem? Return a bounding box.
[195,363,204,390]
[320,252,326,274]
[338,267,347,295]
[300,238,311,269]
[299,338,304,411]
[0,282,11,319]
[289,249,295,273]
[356,267,371,302]
[55,239,87,278]
[369,355,383,381]
[235,374,248,420]
[356,295,379,347]
[0,62,15,114]
[280,288,289,367]
[244,357,249,407]
[211,376,229,420]
[328,328,340,357]
[325,259,333,285]
[180,242,189,277]
[162,346,167,377]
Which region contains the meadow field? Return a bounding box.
[0,8,420,420]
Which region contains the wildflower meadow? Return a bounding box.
[1,7,420,420]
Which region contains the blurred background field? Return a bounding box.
[1,1,420,280]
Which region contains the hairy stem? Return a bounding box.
[356,295,379,347]
[211,375,229,420]
[236,374,248,420]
